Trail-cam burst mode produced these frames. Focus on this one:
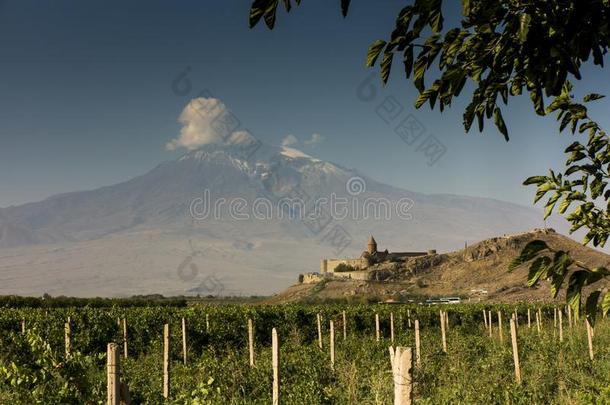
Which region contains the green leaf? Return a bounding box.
[544,192,561,219]
[509,240,549,272]
[566,270,589,316]
[523,176,547,186]
[583,93,605,103]
[340,0,351,17]
[602,291,610,317]
[380,52,394,84]
[519,13,531,43]
[585,290,601,324]
[366,40,387,67]
[494,107,509,141]
[527,256,551,286]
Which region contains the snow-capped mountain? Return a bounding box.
[0,141,565,296]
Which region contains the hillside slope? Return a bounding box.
[265,229,610,304]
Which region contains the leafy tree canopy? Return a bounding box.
[249,0,610,321]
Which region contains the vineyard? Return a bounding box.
[0,303,609,404]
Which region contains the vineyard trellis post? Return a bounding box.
[407,309,411,328]
[440,310,447,353]
[509,319,521,384]
[248,318,255,367]
[414,320,421,368]
[107,343,120,405]
[559,310,563,342]
[568,305,572,328]
[586,318,594,361]
[497,311,503,343]
[389,346,413,405]
[21,319,25,335]
[317,313,323,349]
[65,321,71,358]
[182,317,187,366]
[272,328,280,405]
[390,312,395,344]
[122,318,128,359]
[488,311,493,338]
[483,310,488,330]
[163,323,170,399]
[342,310,347,341]
[528,309,531,329]
[375,313,380,342]
[330,320,335,370]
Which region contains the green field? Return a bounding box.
[0,303,609,404]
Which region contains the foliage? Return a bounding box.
[510,240,610,324]
[332,263,357,273]
[1,304,609,403]
[248,0,610,322]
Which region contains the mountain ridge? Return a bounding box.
[0,141,575,296]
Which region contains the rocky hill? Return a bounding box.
[264,229,610,304]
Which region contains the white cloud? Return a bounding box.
[304,133,324,146]
[281,134,299,147]
[166,97,238,151]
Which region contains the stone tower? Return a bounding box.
[367,235,377,254]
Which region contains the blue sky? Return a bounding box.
[0,1,608,208]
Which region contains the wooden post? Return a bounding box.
[390,346,413,405]
[205,314,210,333]
[163,324,170,399]
[538,308,543,332]
[107,343,120,405]
[440,310,447,353]
[122,318,128,359]
[528,308,531,328]
[390,312,395,343]
[317,313,323,349]
[414,320,421,368]
[488,310,493,338]
[483,310,488,330]
[272,328,280,405]
[509,319,521,384]
[330,320,335,370]
[536,311,541,335]
[21,319,25,334]
[568,305,572,328]
[559,310,563,342]
[444,310,449,331]
[248,319,255,367]
[586,318,594,361]
[375,313,380,342]
[407,309,411,328]
[497,311,503,343]
[64,321,71,358]
[181,318,187,366]
[554,307,557,329]
[342,311,347,341]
